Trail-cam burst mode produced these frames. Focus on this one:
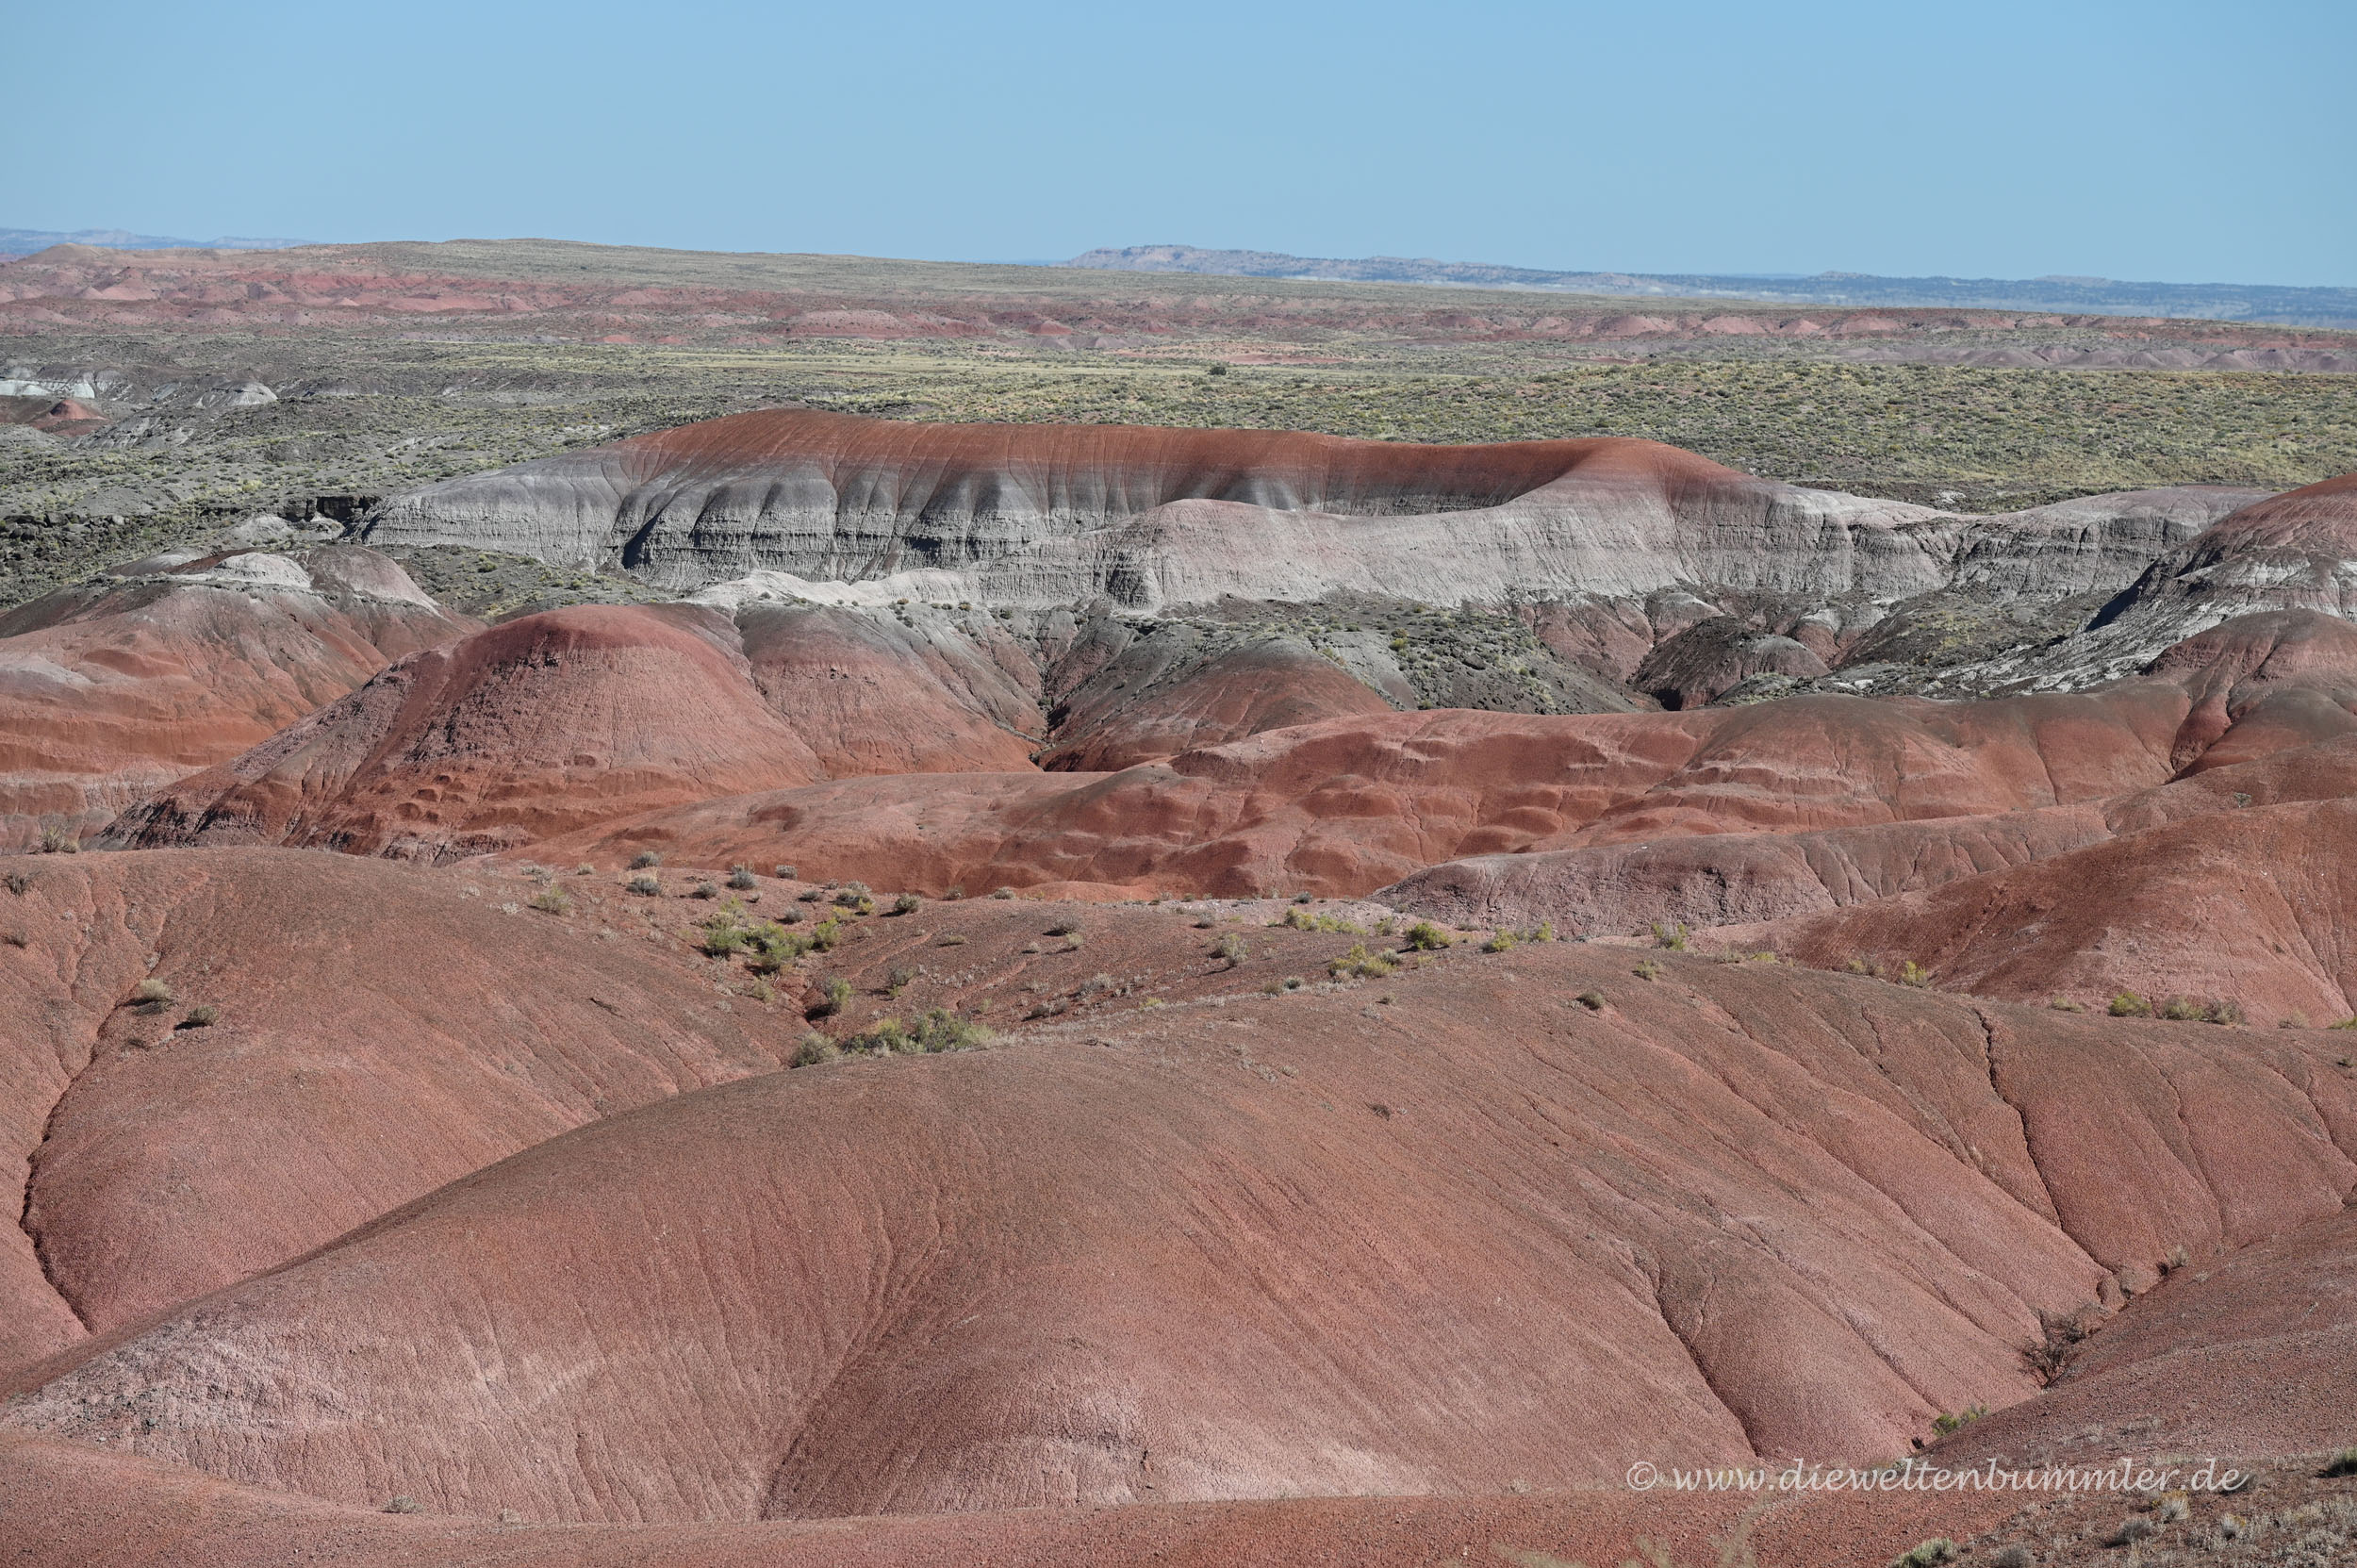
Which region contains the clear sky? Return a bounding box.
[9,0,2352,286]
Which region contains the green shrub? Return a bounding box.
[528,886,573,915]
[834,882,873,909]
[1633,959,1661,981]
[774,864,796,880]
[992,886,1015,899]
[1575,990,1606,1012]
[727,866,757,890]
[38,827,78,854]
[1482,931,1518,953]
[629,850,662,869]
[2160,995,2204,1020]
[1652,921,1689,951]
[690,880,721,900]
[2109,991,2152,1017]
[2318,1447,2357,1477]
[1331,943,1397,979]
[885,965,915,997]
[809,977,853,1018]
[1890,1542,1955,1568]
[1212,932,1247,966]
[790,1032,840,1068]
[699,914,750,956]
[2049,997,2085,1013]
[943,885,964,900]
[838,1008,987,1056]
[1930,1405,1986,1436]
[627,871,661,896]
[891,892,922,916]
[1894,959,1931,988]
[1402,920,1452,951]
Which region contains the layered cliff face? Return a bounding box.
[364,409,1962,607]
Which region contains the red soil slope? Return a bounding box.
[1042,636,1398,770]
[1752,796,2357,1023]
[732,601,1041,772]
[8,933,2353,1524]
[0,850,811,1382]
[1934,1205,2357,1469]
[539,685,2190,899]
[107,604,828,860]
[0,1431,2035,1568]
[0,546,474,848]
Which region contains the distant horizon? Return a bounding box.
[5,226,2350,298]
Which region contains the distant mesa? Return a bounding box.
[0,227,310,257]
[1066,243,2357,327]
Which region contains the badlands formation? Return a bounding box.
[9,406,2357,1564]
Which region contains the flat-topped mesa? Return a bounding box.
[363,408,1962,608]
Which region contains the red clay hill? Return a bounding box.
[12,406,2357,1563]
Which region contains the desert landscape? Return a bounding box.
[5,226,2357,1568]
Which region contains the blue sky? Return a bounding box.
[8,0,2351,285]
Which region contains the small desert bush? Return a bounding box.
[1047,916,1082,937]
[629,850,663,869]
[797,886,827,902]
[935,933,967,947]
[1890,1542,1954,1568]
[2318,1448,2357,1477]
[2109,990,2153,1017]
[1930,1404,1986,1436]
[834,881,873,909]
[809,977,853,1018]
[1652,921,1689,951]
[774,864,796,880]
[1279,906,1361,933]
[128,978,173,1015]
[690,880,721,900]
[627,871,661,896]
[38,827,78,854]
[891,892,921,916]
[1893,959,1931,988]
[884,965,915,997]
[790,1032,839,1067]
[1330,943,1397,980]
[1575,990,1606,1012]
[575,863,595,876]
[528,886,573,916]
[1212,932,1247,966]
[844,1008,990,1056]
[992,886,1014,899]
[699,913,750,956]
[1633,958,1661,981]
[1482,931,1518,953]
[177,1005,219,1030]
[943,884,964,900]
[1292,891,1312,903]
[727,865,757,890]
[4,870,29,896]
[1401,920,1452,951]
[2049,997,2085,1013]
